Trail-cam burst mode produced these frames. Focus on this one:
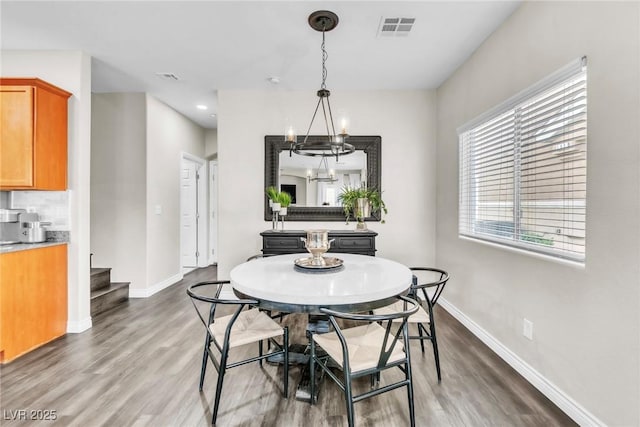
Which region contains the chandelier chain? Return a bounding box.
[321,28,328,90]
[291,11,355,160]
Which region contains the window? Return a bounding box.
[459,58,587,262]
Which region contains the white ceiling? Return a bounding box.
[1,1,521,129]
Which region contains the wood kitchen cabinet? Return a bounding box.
[0,244,68,363]
[0,78,71,190]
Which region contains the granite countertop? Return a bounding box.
[0,231,69,254]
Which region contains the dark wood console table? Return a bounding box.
[261,230,377,256]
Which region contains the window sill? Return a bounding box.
[459,235,586,270]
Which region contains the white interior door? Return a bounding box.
[181,159,199,267]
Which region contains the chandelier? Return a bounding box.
[307,155,337,183]
[289,10,355,161]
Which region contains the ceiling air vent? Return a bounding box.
[155,72,180,81]
[377,17,415,37]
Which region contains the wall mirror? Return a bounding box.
[264,135,381,221]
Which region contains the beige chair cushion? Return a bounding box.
[373,300,430,323]
[313,323,406,373]
[210,308,283,349]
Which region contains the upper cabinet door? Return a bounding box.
[0,78,71,190]
[0,86,34,187]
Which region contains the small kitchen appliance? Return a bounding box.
[18,212,51,244]
[0,209,25,245]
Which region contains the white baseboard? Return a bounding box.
[438,297,606,427]
[129,272,184,298]
[67,317,92,333]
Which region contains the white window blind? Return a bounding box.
[459,58,587,262]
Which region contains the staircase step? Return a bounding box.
[90,267,112,292]
[90,282,129,317]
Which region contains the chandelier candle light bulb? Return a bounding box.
[286,127,296,142]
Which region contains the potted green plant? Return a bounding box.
[338,185,387,230]
[277,191,292,216]
[266,186,280,210]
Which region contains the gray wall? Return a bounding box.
[205,129,217,159]
[91,93,147,289]
[435,2,640,425]
[91,93,206,293]
[146,95,206,286]
[217,89,437,278]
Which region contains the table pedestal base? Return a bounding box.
[265,343,329,402]
[295,362,325,402]
[266,343,309,365]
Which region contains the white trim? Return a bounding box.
[181,151,205,166]
[208,160,218,265]
[459,235,586,269]
[129,272,183,298]
[180,151,208,269]
[438,297,606,427]
[67,317,92,333]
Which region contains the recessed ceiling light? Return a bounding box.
[267,76,280,84]
[197,105,208,110]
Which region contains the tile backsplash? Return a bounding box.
[10,191,70,230]
[0,192,8,208]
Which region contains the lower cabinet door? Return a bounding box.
[0,245,68,363]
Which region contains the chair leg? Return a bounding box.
[404,325,416,427]
[283,327,289,398]
[417,323,426,353]
[212,349,229,425]
[199,336,211,391]
[309,336,316,405]
[259,340,264,367]
[406,360,416,427]
[430,320,442,382]
[344,371,355,427]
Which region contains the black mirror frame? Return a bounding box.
[264,135,382,221]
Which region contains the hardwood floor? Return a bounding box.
[0,266,576,426]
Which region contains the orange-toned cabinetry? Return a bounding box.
[0,78,71,190]
[0,245,68,363]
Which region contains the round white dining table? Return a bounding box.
[230,253,412,314]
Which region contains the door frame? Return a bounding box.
[208,160,218,265]
[180,152,208,270]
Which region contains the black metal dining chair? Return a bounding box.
[309,296,420,427]
[187,280,289,425]
[374,267,450,381]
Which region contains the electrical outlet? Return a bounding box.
[523,319,534,340]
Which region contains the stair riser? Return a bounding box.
[90,270,111,292]
[91,286,128,317]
